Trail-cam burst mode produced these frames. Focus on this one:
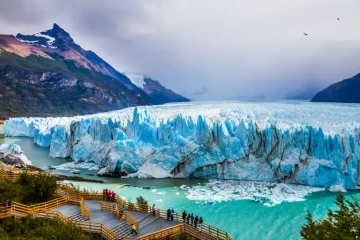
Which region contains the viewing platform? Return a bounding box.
[0,169,234,240]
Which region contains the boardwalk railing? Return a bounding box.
[80,198,90,220]
[0,206,12,219]
[137,224,184,240]
[37,210,117,240]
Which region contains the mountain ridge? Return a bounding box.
[0,23,189,118]
[311,73,360,103]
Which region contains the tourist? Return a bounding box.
[105,189,108,201]
[166,208,171,221]
[131,224,137,235]
[111,191,116,202]
[108,190,112,202]
[7,200,11,207]
[3,200,7,207]
[194,216,199,229]
[199,217,203,231]
[186,213,191,224]
[152,204,156,216]
[182,210,187,223]
[102,189,105,201]
[190,213,194,225]
[171,209,174,221]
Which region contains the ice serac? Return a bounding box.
[0,143,31,167]
[4,102,360,189]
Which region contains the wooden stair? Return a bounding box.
[69,212,88,221]
[111,221,132,237]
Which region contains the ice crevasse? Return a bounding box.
[4,102,360,189]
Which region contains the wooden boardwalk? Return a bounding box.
[0,170,234,240]
[54,201,179,237]
[127,210,179,236]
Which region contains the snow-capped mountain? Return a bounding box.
[0,24,189,118]
[5,102,360,189]
[125,73,190,104]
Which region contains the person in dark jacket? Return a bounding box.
[186,213,191,224]
[167,209,171,221]
[182,211,187,223]
[199,217,203,231]
[194,216,199,229]
[190,213,194,225]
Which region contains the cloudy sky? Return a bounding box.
[1,0,360,100]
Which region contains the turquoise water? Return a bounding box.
[2,137,360,240]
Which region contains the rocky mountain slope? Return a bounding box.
[311,73,360,103]
[125,73,190,104]
[0,24,189,118]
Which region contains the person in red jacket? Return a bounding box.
[108,190,112,202]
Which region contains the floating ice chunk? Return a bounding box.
[186,180,324,206]
[155,191,165,195]
[329,185,347,193]
[156,199,163,202]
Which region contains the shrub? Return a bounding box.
[0,179,22,203]
[301,194,360,240]
[0,171,58,205]
[0,216,100,240]
[136,196,149,212]
[136,196,148,205]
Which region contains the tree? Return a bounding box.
[301,194,360,240]
[136,196,148,212]
[136,196,148,205]
[18,171,57,204]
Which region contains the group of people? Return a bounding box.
[151,204,204,231]
[102,189,116,202]
[183,211,203,230]
[166,208,175,221]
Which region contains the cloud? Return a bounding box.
[1,0,360,100]
[193,86,209,96]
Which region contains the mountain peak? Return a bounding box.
[51,23,67,35]
[52,23,61,30]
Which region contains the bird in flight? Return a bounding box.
[337,18,340,20]
[303,32,308,36]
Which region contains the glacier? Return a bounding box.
[4,102,360,189]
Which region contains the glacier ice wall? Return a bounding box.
[4,102,360,189]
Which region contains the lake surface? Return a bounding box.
[2,136,360,240]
